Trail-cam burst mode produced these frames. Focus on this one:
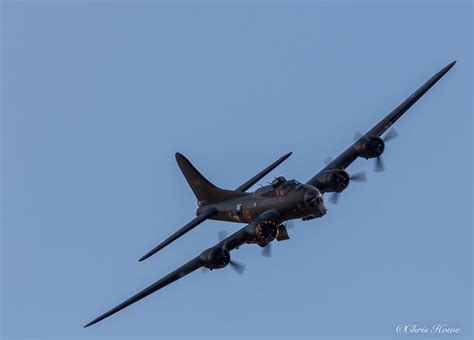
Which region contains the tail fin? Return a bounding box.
[175,153,246,205]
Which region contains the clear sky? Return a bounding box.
[1,1,472,339]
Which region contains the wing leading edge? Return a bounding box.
[307,61,456,187]
[85,210,281,328]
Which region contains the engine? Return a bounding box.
[354,135,385,159]
[311,169,350,193]
[255,220,279,245]
[200,247,230,270]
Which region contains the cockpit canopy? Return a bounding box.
[279,179,302,194]
[270,177,302,195]
[256,177,302,197]
[271,176,287,188]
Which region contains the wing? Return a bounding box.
[85,210,281,328]
[84,257,202,328]
[307,61,455,189]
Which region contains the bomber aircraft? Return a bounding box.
[85,61,456,327]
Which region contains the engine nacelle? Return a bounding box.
[200,247,230,270]
[255,220,279,245]
[311,169,350,193]
[354,135,385,159]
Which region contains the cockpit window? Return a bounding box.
[279,179,300,195]
[270,178,301,195]
[271,176,287,188]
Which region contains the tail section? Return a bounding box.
[175,153,246,205]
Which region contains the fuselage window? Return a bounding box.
[236,204,242,216]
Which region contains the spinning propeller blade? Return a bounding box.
[329,171,367,205]
[229,260,246,274]
[383,128,399,142]
[374,128,398,172]
[329,192,340,205]
[217,230,246,274]
[374,157,385,172]
[261,244,272,257]
[323,156,333,165]
[353,131,363,141]
[349,171,367,182]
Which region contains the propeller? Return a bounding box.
[375,128,399,172]
[229,260,246,274]
[374,156,385,172]
[260,220,294,257]
[353,128,398,143]
[328,192,340,205]
[323,156,333,165]
[383,128,399,142]
[215,230,246,274]
[353,131,363,141]
[349,171,367,182]
[201,260,245,274]
[353,128,399,172]
[328,171,367,205]
[261,244,272,257]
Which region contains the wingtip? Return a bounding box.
[83,321,94,328]
[84,315,106,328]
[443,60,456,72]
[138,243,165,262]
[138,252,152,262]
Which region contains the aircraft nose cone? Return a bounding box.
[316,204,327,217]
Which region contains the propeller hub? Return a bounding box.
[332,171,350,193]
[201,247,230,269]
[368,137,385,157]
[310,170,349,193]
[355,135,385,159]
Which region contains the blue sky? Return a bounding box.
[1,1,472,339]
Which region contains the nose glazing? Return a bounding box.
[314,195,327,217]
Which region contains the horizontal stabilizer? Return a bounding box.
[138,208,217,262]
[236,152,292,192]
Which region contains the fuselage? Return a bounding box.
[196,177,327,224]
